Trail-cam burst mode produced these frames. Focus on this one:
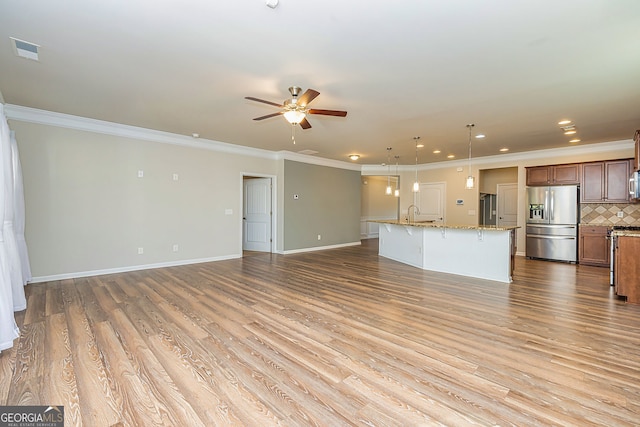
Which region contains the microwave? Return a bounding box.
[630,171,640,200]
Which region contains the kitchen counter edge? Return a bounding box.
[369,220,519,231]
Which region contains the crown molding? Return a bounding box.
[4,104,278,160]
[361,139,634,174]
[277,150,362,171]
[4,104,366,171]
[5,104,631,173]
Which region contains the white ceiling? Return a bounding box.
[1,0,639,165]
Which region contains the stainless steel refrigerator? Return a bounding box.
[526,185,579,262]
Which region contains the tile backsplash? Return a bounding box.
[581,203,640,226]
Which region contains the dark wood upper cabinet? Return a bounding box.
[526,164,580,186]
[581,159,631,203]
[554,163,582,184]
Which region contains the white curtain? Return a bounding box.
[0,104,28,351]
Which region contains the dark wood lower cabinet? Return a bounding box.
[614,235,640,304]
[579,226,610,267]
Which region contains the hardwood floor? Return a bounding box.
[2,238,640,426]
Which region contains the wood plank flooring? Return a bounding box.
[2,238,640,426]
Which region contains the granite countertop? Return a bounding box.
[369,219,519,231]
[612,230,640,237]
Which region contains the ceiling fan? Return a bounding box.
[245,86,347,129]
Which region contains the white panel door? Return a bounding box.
[497,183,518,227]
[243,178,272,252]
[418,182,445,222]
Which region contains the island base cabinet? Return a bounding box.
[378,224,423,268]
[377,223,515,283]
[422,228,513,283]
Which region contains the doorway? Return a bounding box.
[497,183,518,227]
[417,182,446,222]
[242,175,275,253]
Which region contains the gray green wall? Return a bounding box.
[283,160,361,251]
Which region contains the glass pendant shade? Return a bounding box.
[394,188,400,197]
[283,110,306,124]
[412,181,420,192]
[465,175,475,189]
[385,185,392,195]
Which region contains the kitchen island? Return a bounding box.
[371,220,518,283]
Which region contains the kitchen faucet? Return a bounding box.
[407,204,420,223]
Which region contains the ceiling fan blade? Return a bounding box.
[299,117,312,129]
[245,96,283,107]
[308,109,348,117]
[253,112,283,121]
[297,89,320,106]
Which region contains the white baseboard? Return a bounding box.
[281,241,361,255]
[29,254,242,283]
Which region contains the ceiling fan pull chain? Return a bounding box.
[291,124,296,144]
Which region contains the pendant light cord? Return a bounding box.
[467,124,474,176]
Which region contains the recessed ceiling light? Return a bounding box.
[558,119,572,125]
[499,148,509,152]
[564,129,577,135]
[416,144,424,148]
[447,154,455,159]
[348,154,360,161]
[433,149,441,154]
[475,134,485,139]
[569,138,581,143]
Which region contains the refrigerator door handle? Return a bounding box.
[526,235,576,240]
[550,190,555,221]
[544,190,549,221]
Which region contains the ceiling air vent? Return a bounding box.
[10,37,40,61]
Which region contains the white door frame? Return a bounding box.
[241,173,277,253]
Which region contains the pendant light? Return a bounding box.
[465,124,475,190]
[394,155,400,197]
[385,147,393,195]
[412,136,421,192]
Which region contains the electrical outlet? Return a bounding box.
[172,244,179,252]
[137,170,144,178]
[137,247,144,255]
[172,173,179,181]
[617,211,624,218]
[317,234,321,240]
